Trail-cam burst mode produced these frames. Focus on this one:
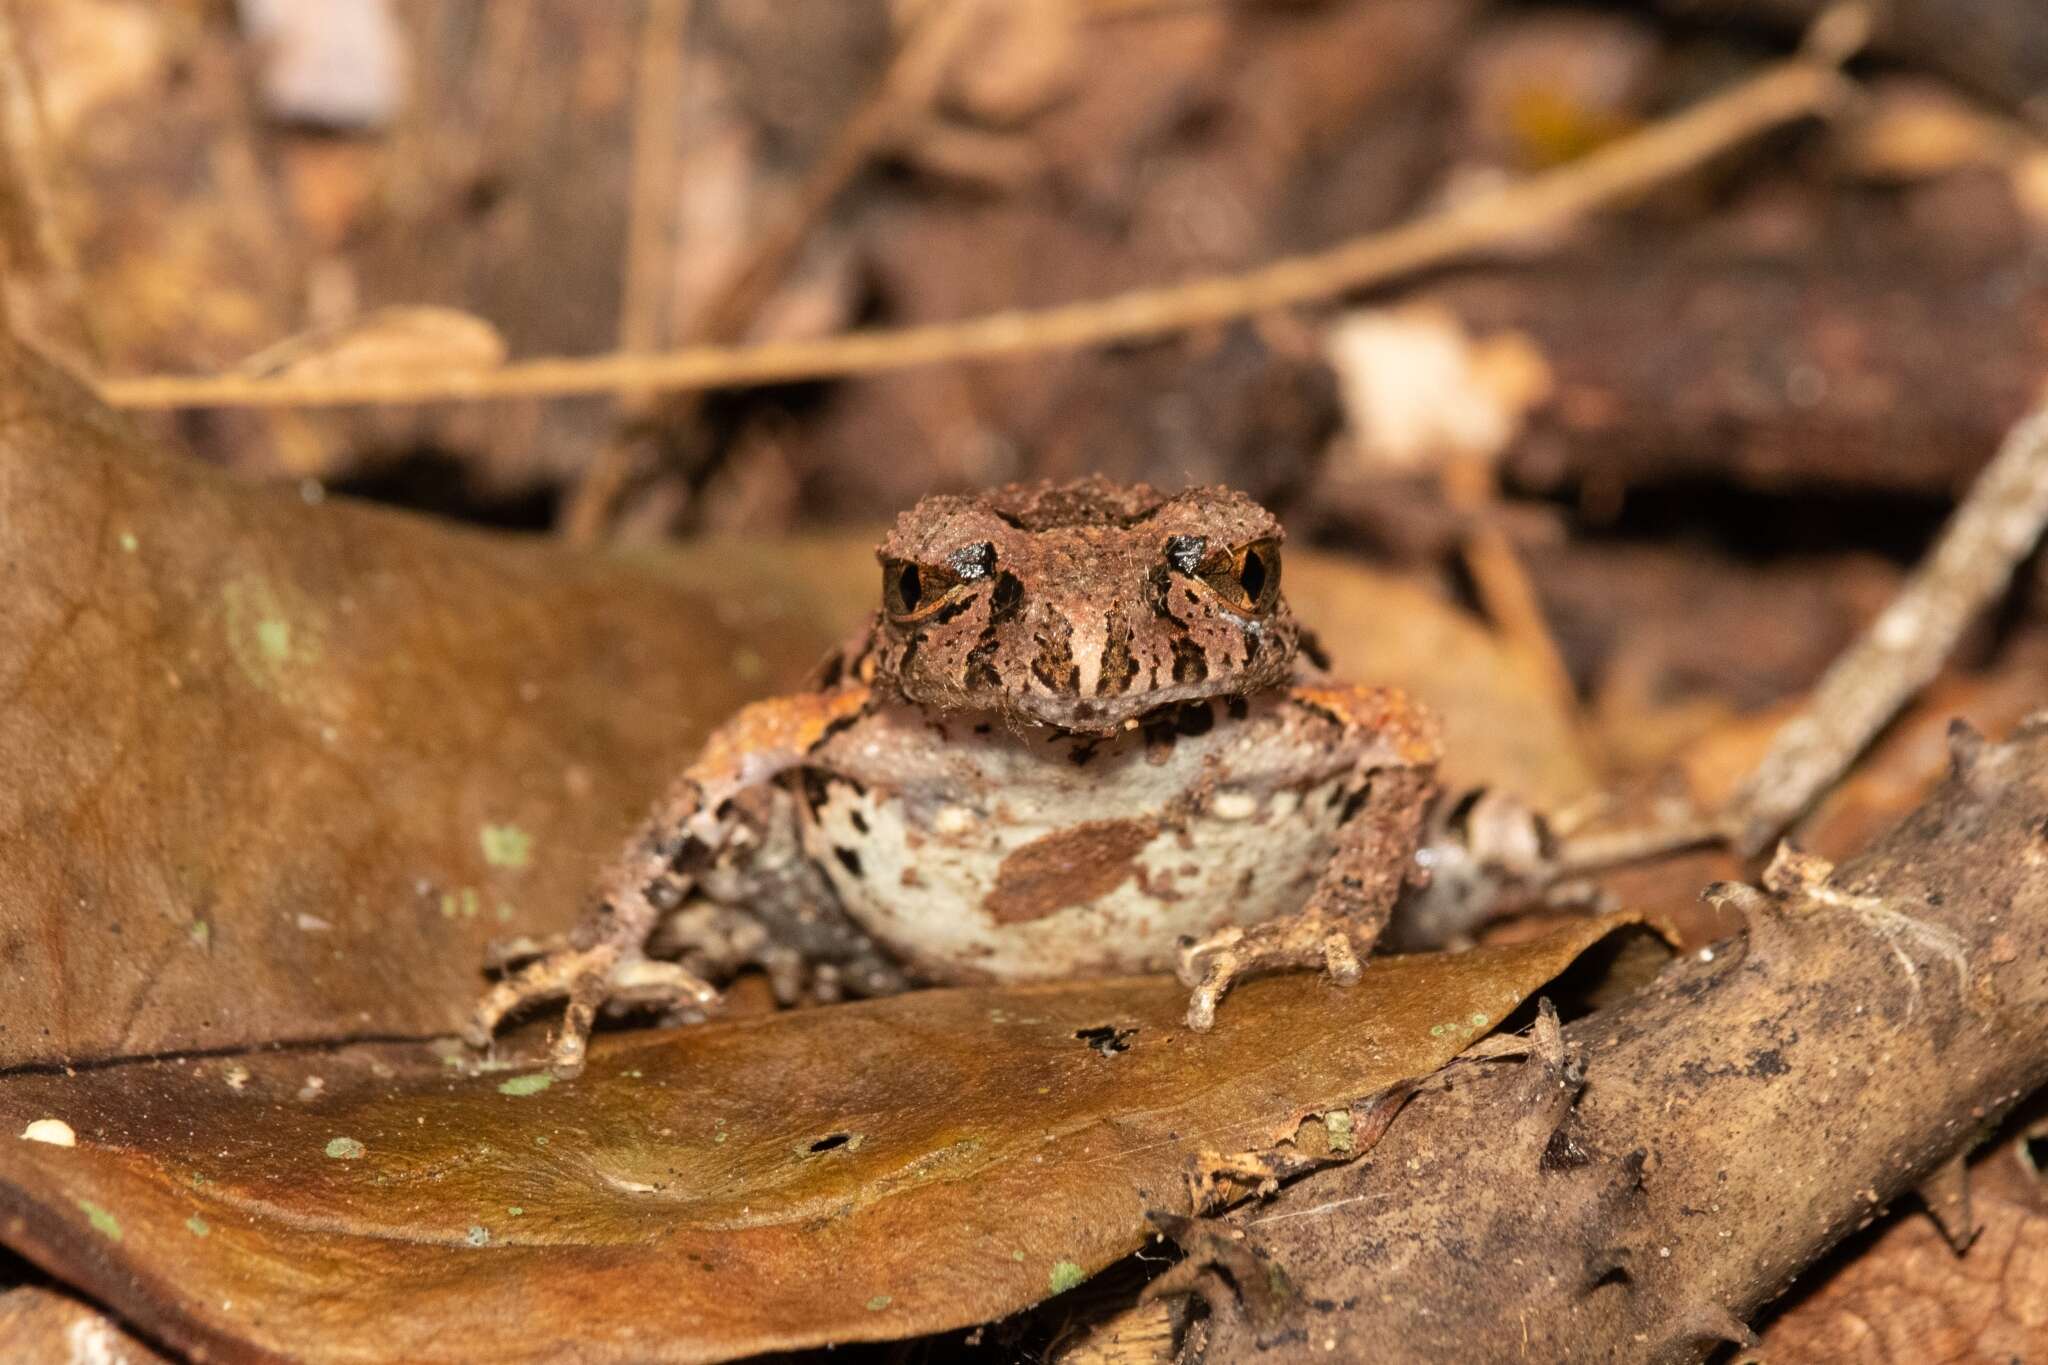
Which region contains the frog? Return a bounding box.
[468,476,1440,1075]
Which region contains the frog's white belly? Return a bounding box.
[797,699,1373,982]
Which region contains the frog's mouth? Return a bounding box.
[964,686,1251,738]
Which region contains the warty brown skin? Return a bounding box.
[861,479,1301,733]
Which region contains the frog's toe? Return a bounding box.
[1176,925,1245,989]
[605,957,724,1013]
[467,943,621,1062]
[1183,950,1240,1031]
[1178,916,1373,1029]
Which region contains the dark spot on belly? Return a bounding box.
[1170,635,1209,684]
[798,770,832,817]
[1227,696,1249,721]
[834,847,864,878]
[849,809,869,834]
[983,818,1158,924]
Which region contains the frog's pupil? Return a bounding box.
[897,563,922,611]
[1240,549,1267,601]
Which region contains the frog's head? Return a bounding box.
[868,477,1300,733]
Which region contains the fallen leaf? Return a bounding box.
[1755,1137,2048,1362]
[0,342,837,1068]
[0,918,1634,1365]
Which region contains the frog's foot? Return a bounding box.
[1177,913,1365,1031]
[464,943,722,1078]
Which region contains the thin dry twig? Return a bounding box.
[1720,393,2048,853]
[1545,386,2048,877]
[93,51,1854,411]
[558,0,696,547]
[556,0,979,543]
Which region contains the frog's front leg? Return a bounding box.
[465,685,873,1076]
[1178,685,1438,1030]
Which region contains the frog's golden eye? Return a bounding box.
[882,557,927,617]
[882,555,975,622]
[1198,538,1281,615]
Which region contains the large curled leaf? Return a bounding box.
[0,919,1634,1364]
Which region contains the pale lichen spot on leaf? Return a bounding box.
[498,1073,553,1097]
[1049,1260,1086,1294]
[77,1200,123,1241]
[221,574,324,700]
[480,824,533,871]
[325,1136,366,1160]
[467,1226,490,1246]
[185,1215,210,1237]
[865,1294,892,1312]
[1428,1010,1492,1041]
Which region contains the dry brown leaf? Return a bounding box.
[0,342,838,1068]
[1755,1140,2048,1362]
[0,920,1635,1364]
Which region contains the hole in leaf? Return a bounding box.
[808,1133,853,1154]
[1075,1025,1137,1056]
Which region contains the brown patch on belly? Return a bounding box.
[983,818,1158,924]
